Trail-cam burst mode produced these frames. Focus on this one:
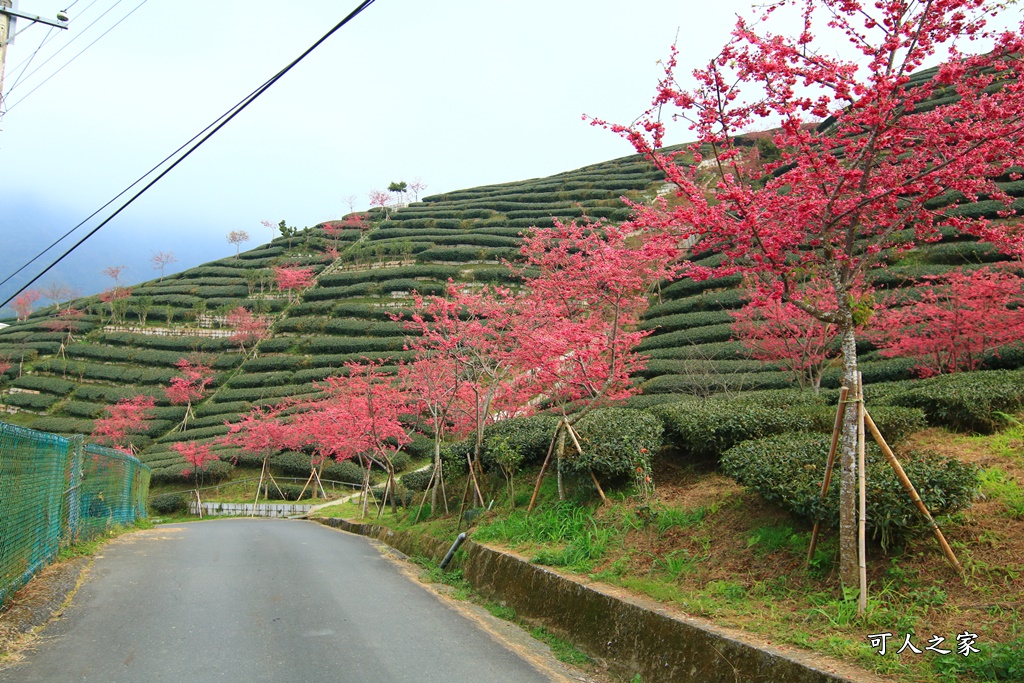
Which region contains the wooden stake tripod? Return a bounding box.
[251,455,287,517]
[807,375,963,614]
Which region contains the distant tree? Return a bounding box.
[868,266,1024,377]
[43,308,84,357]
[173,441,220,482]
[165,357,214,432]
[100,287,132,325]
[40,281,77,311]
[226,230,250,258]
[0,355,11,395]
[273,266,315,303]
[150,251,178,281]
[260,219,276,242]
[387,181,408,206]
[101,265,126,287]
[226,306,270,356]
[369,190,392,220]
[342,213,372,234]
[134,295,154,327]
[276,220,299,248]
[344,194,359,214]
[93,395,156,454]
[11,290,41,321]
[409,177,427,202]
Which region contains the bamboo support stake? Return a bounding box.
[807,386,850,565]
[467,453,485,508]
[527,420,562,514]
[252,458,268,517]
[857,373,868,616]
[414,467,438,523]
[863,410,964,574]
[564,423,607,503]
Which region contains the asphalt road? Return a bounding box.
[0,519,565,682]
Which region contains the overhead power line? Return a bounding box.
[1,0,378,310]
[3,0,144,111]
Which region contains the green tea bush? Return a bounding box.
[10,375,77,394]
[480,415,562,469]
[323,459,365,485]
[401,467,434,492]
[640,309,735,333]
[570,408,663,478]
[651,397,813,459]
[390,450,411,472]
[29,416,95,434]
[640,370,795,395]
[721,432,978,548]
[4,392,62,411]
[637,323,735,350]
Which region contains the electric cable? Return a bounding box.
[1,0,378,309]
[4,25,54,97]
[4,0,126,99]
[3,0,145,111]
[4,0,102,77]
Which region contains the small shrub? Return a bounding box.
[878,369,1024,433]
[149,493,188,514]
[401,467,434,492]
[480,415,562,469]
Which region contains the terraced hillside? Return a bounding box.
[1,139,1022,482]
[0,153,665,482]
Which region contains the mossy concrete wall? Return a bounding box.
[314,518,870,683]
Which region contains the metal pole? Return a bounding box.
[0,1,11,112]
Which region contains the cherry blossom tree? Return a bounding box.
[369,189,392,220]
[174,441,220,481]
[226,306,270,357]
[226,230,250,258]
[273,266,314,303]
[868,265,1024,377]
[43,308,85,358]
[596,0,1024,587]
[513,218,677,502]
[150,251,178,281]
[731,282,845,394]
[166,357,214,432]
[10,290,41,321]
[99,287,132,325]
[405,283,530,508]
[92,395,156,454]
[0,355,12,397]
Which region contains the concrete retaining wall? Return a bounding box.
[314,518,872,683]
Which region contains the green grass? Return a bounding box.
[979,467,1024,518]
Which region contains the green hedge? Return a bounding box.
[637,323,735,350]
[10,375,77,394]
[651,397,813,459]
[721,432,978,548]
[877,370,1024,433]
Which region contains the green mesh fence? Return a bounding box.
[0,421,151,607]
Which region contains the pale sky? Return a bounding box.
[1,0,1020,304]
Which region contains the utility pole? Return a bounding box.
[0,1,69,112]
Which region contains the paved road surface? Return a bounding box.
[0,519,565,682]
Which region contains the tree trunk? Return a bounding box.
[838,319,860,591]
[431,437,441,512]
[555,428,567,501]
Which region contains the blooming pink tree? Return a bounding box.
[731,282,845,394]
[40,281,77,311]
[166,357,214,431]
[868,266,1024,377]
[173,441,220,481]
[99,287,132,325]
[43,308,85,358]
[11,290,41,321]
[513,218,677,502]
[595,0,1024,586]
[226,306,270,357]
[273,266,314,303]
[92,395,156,454]
[0,355,12,396]
[369,189,392,220]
